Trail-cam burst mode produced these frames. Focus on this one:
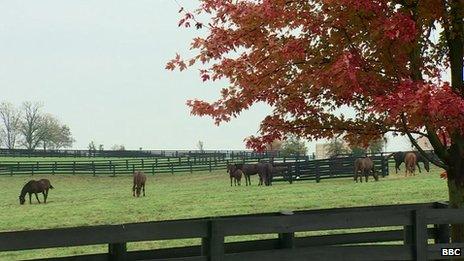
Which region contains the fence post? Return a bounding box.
[141,159,144,169]
[72,161,76,175]
[433,202,450,244]
[380,156,386,177]
[112,163,116,177]
[413,209,428,261]
[126,160,129,170]
[209,160,212,172]
[315,160,320,183]
[53,161,57,175]
[201,220,224,261]
[92,161,96,176]
[152,163,155,175]
[170,163,174,174]
[108,242,127,261]
[189,161,193,173]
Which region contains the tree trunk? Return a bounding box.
[448,178,464,242]
[447,143,464,243]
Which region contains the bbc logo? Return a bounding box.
[441,248,462,256]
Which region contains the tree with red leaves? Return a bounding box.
[168,0,464,241]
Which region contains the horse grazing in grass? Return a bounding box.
[229,163,272,186]
[19,179,54,205]
[227,165,243,186]
[354,157,379,183]
[389,151,430,174]
[132,171,146,197]
[232,163,260,186]
[257,162,273,186]
[404,152,417,177]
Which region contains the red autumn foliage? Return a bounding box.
[168,1,463,179]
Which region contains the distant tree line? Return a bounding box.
[326,136,386,158]
[265,135,308,156]
[0,101,74,150]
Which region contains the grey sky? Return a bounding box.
[0,1,415,152]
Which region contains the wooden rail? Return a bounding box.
[0,156,302,176]
[1,202,462,260]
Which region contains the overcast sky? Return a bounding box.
[0,1,417,152]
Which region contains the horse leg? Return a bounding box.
[35,193,41,204]
[28,193,32,204]
[132,184,136,197]
[42,192,46,204]
[142,184,145,197]
[247,175,250,186]
[230,177,233,186]
[416,161,422,173]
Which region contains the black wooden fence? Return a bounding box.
[272,154,389,183]
[1,202,462,260]
[0,156,304,176]
[0,153,390,184]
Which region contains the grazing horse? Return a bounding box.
[19,179,54,205]
[354,157,379,183]
[389,151,430,174]
[132,171,146,197]
[227,166,243,186]
[257,162,273,186]
[231,163,272,186]
[404,152,417,177]
[232,163,261,186]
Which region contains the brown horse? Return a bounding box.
[230,163,260,186]
[229,168,243,186]
[354,157,379,183]
[228,163,272,186]
[404,152,417,177]
[132,171,146,197]
[19,179,54,205]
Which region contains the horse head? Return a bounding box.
[19,195,25,205]
[226,164,237,174]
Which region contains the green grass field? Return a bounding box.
[0,164,448,260]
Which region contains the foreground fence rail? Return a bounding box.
[1,202,463,260]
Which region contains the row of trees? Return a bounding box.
[326,137,385,158]
[265,136,308,156]
[0,101,74,150]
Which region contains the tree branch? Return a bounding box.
[401,114,448,169]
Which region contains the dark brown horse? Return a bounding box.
[404,152,417,177]
[228,163,272,186]
[388,151,430,174]
[19,179,54,205]
[228,167,243,186]
[132,171,146,197]
[230,163,260,186]
[257,162,273,186]
[354,157,379,183]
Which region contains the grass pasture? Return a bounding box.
[0,164,448,260]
